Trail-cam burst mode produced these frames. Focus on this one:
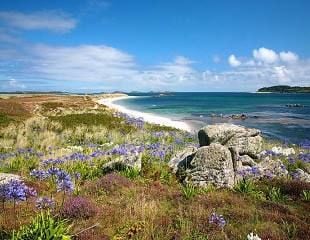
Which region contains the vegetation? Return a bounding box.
[12,211,71,240]
[0,94,309,239]
[257,85,310,93]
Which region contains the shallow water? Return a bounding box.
[116,92,310,143]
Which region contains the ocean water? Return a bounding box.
[115,92,310,144]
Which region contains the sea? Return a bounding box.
[115,92,310,144]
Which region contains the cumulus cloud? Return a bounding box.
[279,51,299,63]
[0,11,76,33]
[253,47,279,64]
[228,54,241,67]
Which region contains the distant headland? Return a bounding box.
[257,85,310,93]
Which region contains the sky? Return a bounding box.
[0,0,309,92]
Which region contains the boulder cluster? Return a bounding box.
[169,123,308,188]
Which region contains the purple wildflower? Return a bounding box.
[5,180,28,202]
[36,197,55,210]
[30,169,49,180]
[209,212,226,228]
[55,170,74,193]
[299,139,310,150]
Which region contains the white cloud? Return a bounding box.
[27,44,137,83]
[279,51,299,63]
[228,54,241,67]
[253,47,279,64]
[0,11,76,33]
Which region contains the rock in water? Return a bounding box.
[182,143,235,188]
[198,123,262,158]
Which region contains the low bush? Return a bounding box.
[59,197,98,219]
[85,173,132,195]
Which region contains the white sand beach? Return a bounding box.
[97,95,192,132]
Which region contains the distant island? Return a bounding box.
[257,85,310,93]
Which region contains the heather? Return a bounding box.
[0,95,309,239]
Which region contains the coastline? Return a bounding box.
[97,95,193,132]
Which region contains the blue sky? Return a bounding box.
[0,0,309,92]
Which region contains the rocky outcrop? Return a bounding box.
[169,123,297,188]
[182,144,235,188]
[198,123,262,159]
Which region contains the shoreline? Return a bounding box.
[97,95,193,132]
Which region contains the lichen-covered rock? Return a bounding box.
[198,124,262,158]
[168,146,197,174]
[182,143,235,188]
[257,158,288,178]
[271,146,295,156]
[102,153,142,173]
[0,173,21,186]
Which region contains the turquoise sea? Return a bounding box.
[115,92,310,144]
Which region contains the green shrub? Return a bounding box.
[266,186,287,202]
[181,184,200,200]
[301,190,310,201]
[12,211,71,240]
[120,167,140,180]
[234,179,265,200]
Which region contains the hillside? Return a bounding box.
[258,85,310,93]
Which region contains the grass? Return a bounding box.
[49,113,135,133]
[0,94,309,239]
[0,113,14,127]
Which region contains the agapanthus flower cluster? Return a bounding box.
[108,144,144,156]
[30,169,49,180]
[1,180,36,203]
[209,212,226,228]
[299,139,310,150]
[113,112,145,129]
[55,170,74,193]
[30,167,74,193]
[299,153,310,163]
[36,196,55,210]
[237,166,261,178]
[0,148,42,161]
[147,143,173,160]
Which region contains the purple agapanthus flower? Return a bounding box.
[5,180,28,202]
[36,196,55,210]
[55,170,74,193]
[30,169,49,180]
[209,212,226,228]
[299,139,310,150]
